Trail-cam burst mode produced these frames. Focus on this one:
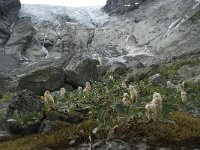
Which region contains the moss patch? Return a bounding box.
[1,112,200,149]
[0,120,96,150]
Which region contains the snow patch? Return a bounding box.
[20,4,108,28]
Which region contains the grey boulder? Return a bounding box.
[149,73,167,87]
[18,66,64,95]
[65,58,99,87]
[6,89,45,134]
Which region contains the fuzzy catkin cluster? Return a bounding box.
[145,102,157,121]
[83,82,92,95]
[177,83,185,93]
[44,91,55,110]
[145,92,163,121]
[152,92,162,112]
[121,82,127,89]
[122,93,131,106]
[60,88,66,98]
[167,81,176,88]
[181,91,187,102]
[78,86,83,92]
[129,85,138,102]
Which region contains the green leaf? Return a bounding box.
[114,103,125,115]
[162,103,173,117]
[107,79,115,92]
[160,119,176,125]
[132,101,140,108]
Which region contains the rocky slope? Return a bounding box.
[0,0,200,94]
[101,0,200,65]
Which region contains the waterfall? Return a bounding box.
[164,19,180,37]
[193,0,200,9]
[42,46,49,59]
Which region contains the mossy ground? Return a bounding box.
[0,112,200,149]
[0,60,200,149]
[0,94,11,105]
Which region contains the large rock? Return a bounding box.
[6,89,45,119]
[64,70,80,88]
[149,73,167,87]
[75,58,99,84]
[0,0,21,47]
[64,58,99,87]
[6,89,45,134]
[18,66,64,95]
[108,62,128,75]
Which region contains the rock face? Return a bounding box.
[0,0,21,47]
[75,58,99,85]
[18,66,65,95]
[4,18,45,61]
[104,0,147,14]
[0,0,21,75]
[95,0,200,66]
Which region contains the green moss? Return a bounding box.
[113,112,200,147]
[0,120,97,150]
[1,112,200,149]
[0,94,11,105]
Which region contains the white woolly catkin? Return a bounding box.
[44,91,55,110]
[152,92,162,111]
[145,102,157,121]
[181,91,187,102]
[129,85,138,102]
[78,86,83,92]
[167,81,176,88]
[122,93,130,106]
[85,82,92,91]
[60,88,66,97]
[121,82,127,89]
[83,82,92,96]
[177,81,185,93]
